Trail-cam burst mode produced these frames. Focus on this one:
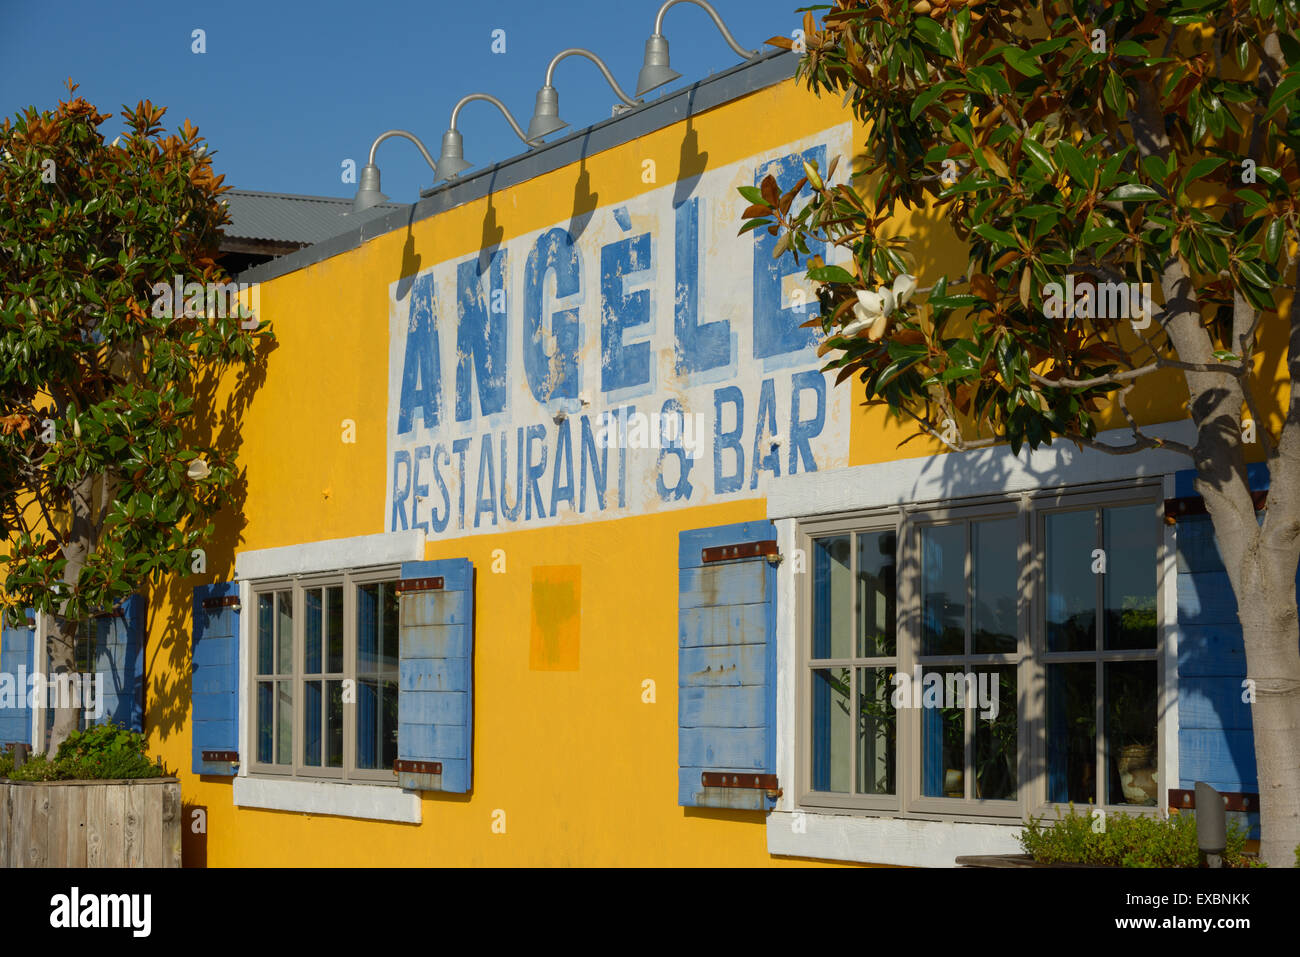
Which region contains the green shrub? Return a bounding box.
[1018,805,1258,867]
[0,721,164,781]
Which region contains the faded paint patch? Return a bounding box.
[529,565,581,671]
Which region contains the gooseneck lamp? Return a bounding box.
[636,0,759,98]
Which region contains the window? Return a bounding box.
[43,619,98,745]
[249,568,400,783]
[798,485,1163,819]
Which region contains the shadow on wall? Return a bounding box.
[147,333,276,754]
[181,802,207,867]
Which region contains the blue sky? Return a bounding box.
[0,0,806,203]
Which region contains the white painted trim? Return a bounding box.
[232,776,421,824]
[238,579,251,780]
[234,529,426,581]
[774,518,798,813]
[768,810,1022,867]
[767,421,1196,520]
[1162,472,1181,791]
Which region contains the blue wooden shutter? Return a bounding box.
[192,582,241,775]
[95,593,144,731]
[396,558,474,793]
[678,521,779,809]
[0,611,35,747]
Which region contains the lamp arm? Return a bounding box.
[544,48,641,107]
[448,93,534,145]
[365,130,439,172]
[652,0,758,58]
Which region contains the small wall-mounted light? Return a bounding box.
[526,48,641,144]
[435,93,537,183]
[352,130,440,211]
[636,0,759,98]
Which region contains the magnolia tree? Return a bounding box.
[0,84,270,753]
[747,1,1300,864]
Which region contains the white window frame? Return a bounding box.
[767,422,1189,864]
[230,531,425,823]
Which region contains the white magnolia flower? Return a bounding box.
[833,274,919,343]
[186,458,211,480]
[892,272,917,306]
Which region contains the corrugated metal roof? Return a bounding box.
[221,189,403,245]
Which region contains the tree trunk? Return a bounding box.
[47,471,95,756]
[44,613,82,756]
[1235,546,1300,867]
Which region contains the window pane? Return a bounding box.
[812,536,852,659]
[972,518,1018,654]
[973,666,1017,800]
[304,589,322,674]
[1047,663,1096,804]
[1045,510,1096,652]
[276,680,293,765]
[921,525,965,656]
[276,591,293,675]
[382,583,399,671]
[1106,661,1158,806]
[1104,505,1158,650]
[382,679,398,769]
[920,668,966,797]
[811,667,850,792]
[856,532,896,657]
[357,678,379,769]
[257,681,274,764]
[303,680,321,767]
[358,584,379,673]
[257,594,274,674]
[856,668,895,795]
[326,585,344,673]
[327,680,344,768]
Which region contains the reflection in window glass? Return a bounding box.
[304,589,322,674]
[972,519,1018,654]
[1104,506,1158,650]
[357,581,401,771]
[1046,511,1096,652]
[327,679,344,768]
[326,585,344,673]
[1047,663,1096,804]
[811,668,851,792]
[812,537,852,659]
[856,532,896,658]
[304,680,322,766]
[856,668,895,795]
[921,668,966,797]
[1106,661,1158,806]
[276,591,293,675]
[921,525,965,656]
[257,594,273,674]
[257,681,273,764]
[276,680,293,765]
[973,666,1017,800]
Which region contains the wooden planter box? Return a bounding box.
[0,777,182,868]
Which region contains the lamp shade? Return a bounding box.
[525,85,568,143]
[351,163,389,212]
[434,129,472,181]
[635,34,681,97]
